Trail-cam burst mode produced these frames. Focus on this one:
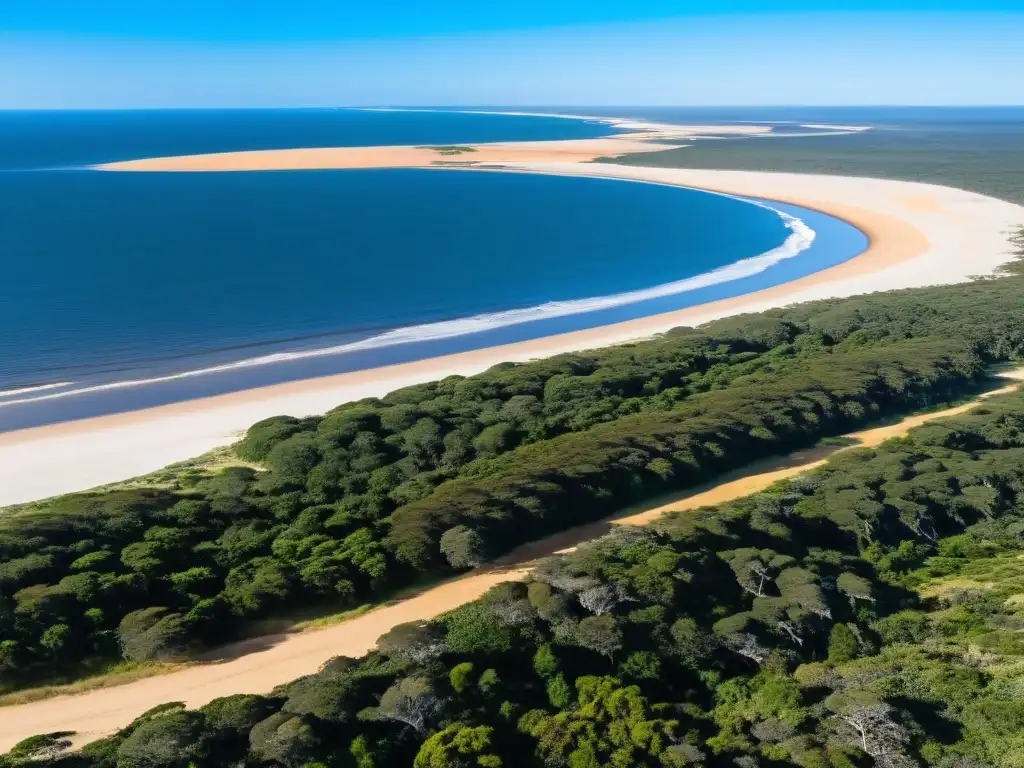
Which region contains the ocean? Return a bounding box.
[0,109,868,430]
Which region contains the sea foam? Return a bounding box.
[0,198,814,409]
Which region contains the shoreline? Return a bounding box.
[2,163,1022,507]
[0,181,849,422]
[91,115,771,172]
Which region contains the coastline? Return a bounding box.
[91,118,774,172]
[2,162,1022,507]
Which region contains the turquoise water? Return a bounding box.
[0,110,867,430]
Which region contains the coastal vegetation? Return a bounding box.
[418,146,477,155]
[605,126,1024,205]
[10,352,1024,766]
[4,264,1024,697]
[1,286,1006,692]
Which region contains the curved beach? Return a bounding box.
[0,161,1021,507]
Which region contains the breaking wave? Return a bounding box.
[0,198,814,409]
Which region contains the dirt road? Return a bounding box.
[1,371,1020,751]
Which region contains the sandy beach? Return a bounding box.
[1,373,1021,752]
[94,119,772,172]
[1,161,1022,508]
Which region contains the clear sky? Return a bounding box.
[1,1,1022,108]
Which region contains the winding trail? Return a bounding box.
[2,369,1022,751]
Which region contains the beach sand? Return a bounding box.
[94,122,771,172]
[1,163,1022,507]
[2,374,1021,752]
[96,137,680,171]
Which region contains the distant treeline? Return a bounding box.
[12,350,1024,767]
[2,272,1024,690]
[604,127,1024,206]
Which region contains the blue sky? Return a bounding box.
[1,2,1022,107]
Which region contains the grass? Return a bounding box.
[816,435,860,447]
[96,446,264,492]
[416,145,477,155]
[0,445,262,516]
[0,661,183,707]
[0,602,381,707]
[238,576,455,639]
[0,573,473,707]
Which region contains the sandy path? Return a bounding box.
[2,165,1021,507]
[2,372,1020,751]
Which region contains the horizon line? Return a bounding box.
[1,104,1024,112]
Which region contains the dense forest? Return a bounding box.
[10,353,1024,767]
[1,286,1009,688]
[4,267,1024,690]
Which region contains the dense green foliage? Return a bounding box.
[5,270,1024,689]
[15,367,1024,767]
[0,325,986,688]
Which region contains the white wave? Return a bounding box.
[0,381,73,398]
[0,201,815,409]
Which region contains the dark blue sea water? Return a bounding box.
[0,108,616,170]
[0,109,868,430]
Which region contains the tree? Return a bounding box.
[482,582,534,626]
[533,644,560,679]
[670,618,717,669]
[115,711,209,768]
[248,712,320,767]
[828,624,860,664]
[2,732,74,763]
[377,621,445,663]
[236,416,303,461]
[117,607,189,662]
[527,581,576,625]
[620,650,661,681]
[477,668,500,696]
[442,603,513,655]
[200,694,279,735]
[376,677,444,733]
[578,583,633,616]
[547,673,574,709]
[0,639,22,679]
[473,423,517,459]
[519,676,678,767]
[722,631,772,666]
[837,573,875,607]
[442,427,477,468]
[39,623,73,656]
[450,662,475,694]
[828,692,910,764]
[414,724,502,768]
[440,526,485,569]
[282,671,360,722]
[264,433,321,483]
[403,418,446,468]
[573,615,623,660]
